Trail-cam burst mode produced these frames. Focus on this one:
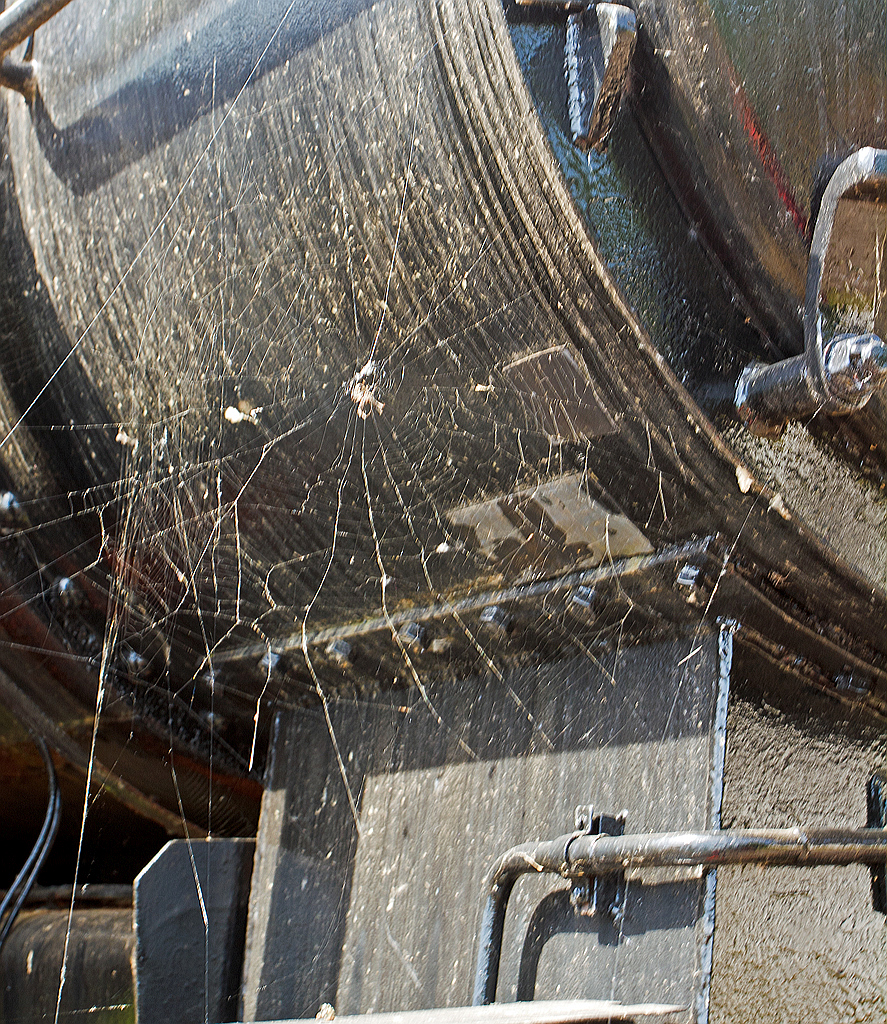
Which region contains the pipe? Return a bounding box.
[0,0,75,58]
[0,55,35,95]
[472,825,887,1005]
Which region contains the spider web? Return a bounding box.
[0,0,883,1021]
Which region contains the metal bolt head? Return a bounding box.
[835,670,871,696]
[569,878,594,917]
[0,491,19,516]
[399,622,427,651]
[54,576,83,610]
[259,650,281,673]
[326,638,353,667]
[479,605,511,634]
[676,564,700,588]
[610,885,626,927]
[122,647,149,677]
[202,709,227,731]
[571,586,596,610]
[0,491,22,531]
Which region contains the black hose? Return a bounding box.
[0,733,62,953]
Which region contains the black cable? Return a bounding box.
[0,733,62,953]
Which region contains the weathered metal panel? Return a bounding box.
[135,838,255,1024]
[242,630,728,1020]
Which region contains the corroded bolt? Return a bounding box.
[326,638,353,667]
[479,605,512,634]
[398,622,427,651]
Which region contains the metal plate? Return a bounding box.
[242,628,730,1021]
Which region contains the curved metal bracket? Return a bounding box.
[736,148,887,435]
[512,0,637,153]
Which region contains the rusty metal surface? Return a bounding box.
[0,907,134,1024]
[0,0,880,880]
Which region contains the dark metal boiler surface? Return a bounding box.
[0,0,883,1019]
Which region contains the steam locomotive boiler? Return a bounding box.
[0,0,884,1020]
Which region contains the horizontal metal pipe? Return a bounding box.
[0,0,74,58]
[504,827,887,877]
[473,826,887,1004]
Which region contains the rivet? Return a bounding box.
[326,638,353,667]
[398,622,427,651]
[479,605,512,634]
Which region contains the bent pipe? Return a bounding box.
[472,825,887,1005]
[805,148,887,395]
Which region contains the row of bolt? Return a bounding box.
[309,565,701,673]
[315,594,604,670]
[16,538,878,705]
[317,604,518,670]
